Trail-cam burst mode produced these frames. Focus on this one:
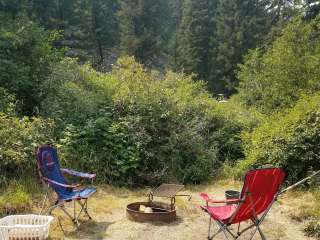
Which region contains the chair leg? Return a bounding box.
[207,219,237,240]
[207,217,225,240]
[257,226,267,240]
[208,216,212,239]
[46,200,79,226]
[84,200,93,219]
[39,190,49,215]
[46,203,59,215]
[248,209,270,240]
[217,221,238,240]
[60,204,79,225]
[47,198,93,226]
[76,199,93,220]
[249,222,266,240]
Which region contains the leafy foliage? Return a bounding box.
[0,87,15,114]
[0,113,54,185]
[0,17,61,115]
[42,57,245,185]
[234,94,320,183]
[237,16,320,113]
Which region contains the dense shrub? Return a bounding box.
[236,16,320,113]
[42,57,245,185]
[234,94,320,182]
[0,87,15,114]
[0,113,54,185]
[212,99,264,164]
[0,17,61,115]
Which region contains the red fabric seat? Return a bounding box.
[204,204,238,222]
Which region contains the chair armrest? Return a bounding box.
[61,168,96,179]
[208,198,241,204]
[200,192,240,204]
[42,177,80,188]
[200,192,211,201]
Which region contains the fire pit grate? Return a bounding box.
[148,183,191,210]
[151,184,185,198]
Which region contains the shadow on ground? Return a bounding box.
[55,220,115,239]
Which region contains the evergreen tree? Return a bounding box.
[209,0,271,94]
[164,0,183,68]
[25,0,119,67]
[176,0,212,80]
[268,0,303,23]
[118,0,170,66]
[0,17,61,115]
[304,0,320,19]
[91,0,119,67]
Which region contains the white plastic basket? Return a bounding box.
[0,214,54,240]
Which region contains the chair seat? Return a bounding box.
[204,204,238,222]
[61,187,97,201]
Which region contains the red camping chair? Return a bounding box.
[200,168,286,240]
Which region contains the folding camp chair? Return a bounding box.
[200,168,286,240]
[36,145,97,226]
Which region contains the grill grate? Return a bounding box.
[151,184,185,198]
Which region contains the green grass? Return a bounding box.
[0,180,32,215]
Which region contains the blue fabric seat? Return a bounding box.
[61,187,97,201]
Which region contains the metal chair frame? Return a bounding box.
[205,187,278,240]
[39,183,93,226]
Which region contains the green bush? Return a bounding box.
[0,113,54,185]
[234,94,320,182]
[237,16,320,113]
[0,17,61,115]
[43,57,246,185]
[0,87,15,114]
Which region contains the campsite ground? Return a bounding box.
[46,180,316,240]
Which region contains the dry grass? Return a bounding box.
[39,181,318,240]
[281,189,320,238]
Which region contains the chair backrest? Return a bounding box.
[230,168,286,224]
[36,145,70,198]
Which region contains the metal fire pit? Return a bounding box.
[126,184,191,223]
[126,201,176,223]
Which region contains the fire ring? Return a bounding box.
[126,202,176,223]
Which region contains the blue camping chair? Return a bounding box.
[36,145,96,225]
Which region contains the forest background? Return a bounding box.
[1,0,320,237]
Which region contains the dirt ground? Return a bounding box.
[46,180,316,240]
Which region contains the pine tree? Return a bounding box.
[268,0,303,23]
[118,0,170,66]
[164,0,183,68]
[304,0,320,20]
[209,0,271,94]
[176,0,212,80]
[91,0,119,66]
[25,0,119,67]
